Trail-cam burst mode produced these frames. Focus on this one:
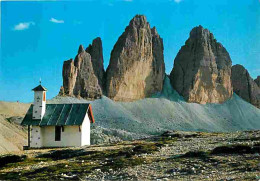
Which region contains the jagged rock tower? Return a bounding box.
[60,38,104,99]
[255,76,260,87]
[231,64,260,108]
[86,37,105,92]
[106,15,165,101]
[170,25,233,104]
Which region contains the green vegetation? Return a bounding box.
[37,149,96,160]
[153,136,178,145]
[1,132,259,181]
[0,155,26,168]
[211,143,260,155]
[180,150,209,158]
[0,142,160,180]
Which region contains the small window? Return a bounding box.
[43,92,46,101]
[55,126,61,141]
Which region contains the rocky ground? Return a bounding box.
[0,130,259,181]
[0,101,29,154]
[0,115,27,154]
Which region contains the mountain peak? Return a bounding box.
[189,25,212,40]
[129,14,148,28]
[231,64,260,108]
[106,14,165,101]
[151,26,158,36]
[170,26,232,104]
[78,45,85,54]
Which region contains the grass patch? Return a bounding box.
[161,131,198,138]
[180,151,209,158]
[0,161,98,180]
[102,156,147,171]
[37,149,97,160]
[132,143,159,154]
[3,157,54,169]
[100,143,159,171]
[153,136,178,145]
[253,142,260,146]
[211,144,259,155]
[0,154,26,168]
[234,137,260,141]
[0,142,161,180]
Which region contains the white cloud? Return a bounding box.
[174,0,183,3]
[50,18,64,24]
[13,22,35,31]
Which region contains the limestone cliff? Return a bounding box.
[61,40,104,99]
[86,37,105,92]
[106,15,165,101]
[255,76,260,87]
[231,65,260,108]
[169,25,233,104]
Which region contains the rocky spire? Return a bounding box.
[169,25,233,104]
[232,65,260,108]
[255,76,260,87]
[86,37,105,92]
[62,58,77,96]
[60,41,103,99]
[78,45,85,54]
[105,15,165,101]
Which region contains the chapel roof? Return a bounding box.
[32,85,47,91]
[21,103,95,126]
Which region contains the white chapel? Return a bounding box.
[21,83,95,148]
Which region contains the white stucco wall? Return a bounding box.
[81,114,91,146]
[33,91,46,120]
[41,126,81,147]
[30,126,43,148]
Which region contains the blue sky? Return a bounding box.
[0,0,259,103]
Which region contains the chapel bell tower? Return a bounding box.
[32,81,47,120]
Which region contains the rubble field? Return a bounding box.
[0,130,259,180]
